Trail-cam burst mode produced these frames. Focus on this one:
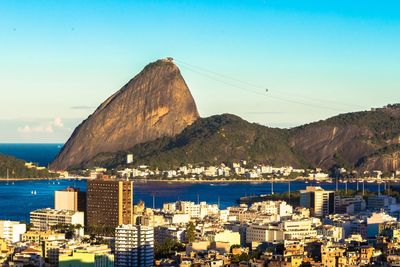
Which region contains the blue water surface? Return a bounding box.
[0,143,62,167]
[0,180,392,222]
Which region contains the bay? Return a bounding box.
[0,179,392,223]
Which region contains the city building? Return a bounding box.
[59,244,114,267]
[163,201,219,219]
[154,226,186,244]
[29,208,84,233]
[0,220,26,243]
[367,195,397,210]
[87,179,134,228]
[246,224,283,243]
[54,187,86,212]
[212,230,241,247]
[334,195,366,214]
[300,186,335,217]
[250,201,293,217]
[367,212,397,238]
[280,219,318,241]
[127,154,134,164]
[22,230,65,243]
[115,224,154,267]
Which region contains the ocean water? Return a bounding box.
[0,144,396,222]
[0,143,62,167]
[0,179,392,222]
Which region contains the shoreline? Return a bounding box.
[0,177,61,181]
[1,177,400,185]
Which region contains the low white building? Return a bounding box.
[163,201,219,219]
[246,224,283,243]
[0,220,26,243]
[154,225,185,243]
[280,219,317,240]
[164,213,190,225]
[213,230,240,247]
[29,208,84,235]
[250,201,293,217]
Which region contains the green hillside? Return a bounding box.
[0,154,59,179]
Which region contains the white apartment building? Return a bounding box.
[115,224,154,267]
[0,220,26,243]
[164,213,190,225]
[213,230,241,247]
[246,218,318,243]
[250,201,293,217]
[154,225,185,243]
[29,208,84,233]
[246,224,283,243]
[280,219,317,240]
[317,225,344,242]
[300,186,335,217]
[163,201,219,219]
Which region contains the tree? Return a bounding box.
[155,238,185,259]
[186,222,196,243]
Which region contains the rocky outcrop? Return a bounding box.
[50,59,199,170]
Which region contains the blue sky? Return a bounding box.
[1,0,399,142]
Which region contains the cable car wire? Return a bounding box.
[175,58,369,111]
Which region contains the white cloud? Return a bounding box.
[53,117,64,128]
[17,117,64,134]
[18,125,54,133]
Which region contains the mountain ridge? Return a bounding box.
[81,105,400,173]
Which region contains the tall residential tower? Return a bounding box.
[115,224,154,267]
[87,179,134,228]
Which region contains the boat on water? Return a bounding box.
[31,190,37,195]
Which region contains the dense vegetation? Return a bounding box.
[0,153,59,179]
[155,239,186,260]
[86,114,305,170]
[239,191,301,207]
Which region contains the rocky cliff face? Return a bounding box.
[50,59,199,170]
[290,105,400,172]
